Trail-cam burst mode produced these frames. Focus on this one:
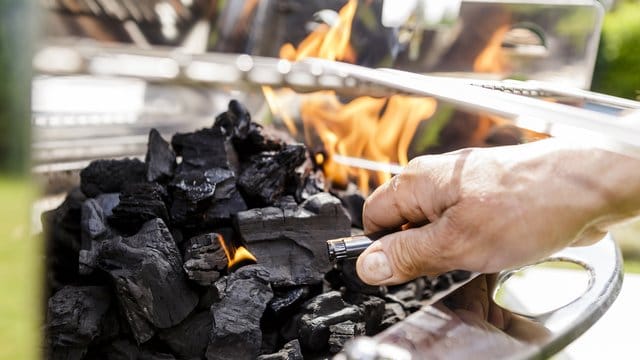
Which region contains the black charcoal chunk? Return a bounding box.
[109,182,169,234]
[146,129,176,182]
[233,123,286,159]
[214,99,252,140]
[169,168,246,227]
[331,183,365,228]
[431,273,452,291]
[46,286,118,360]
[337,258,385,295]
[158,311,212,359]
[450,270,472,282]
[385,279,426,312]
[380,303,406,329]
[182,233,228,286]
[297,291,363,352]
[237,144,307,205]
[257,339,303,360]
[89,338,139,360]
[80,158,146,197]
[79,198,113,275]
[328,320,366,354]
[95,219,198,343]
[43,188,86,292]
[235,193,351,286]
[172,127,233,171]
[269,286,313,315]
[206,265,274,360]
[344,294,385,335]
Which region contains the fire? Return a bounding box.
[265,1,522,194]
[215,233,257,271]
[473,24,511,74]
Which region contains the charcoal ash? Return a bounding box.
[257,339,303,360]
[46,286,119,360]
[94,218,198,343]
[145,129,176,182]
[235,192,351,286]
[108,182,170,234]
[182,233,228,286]
[80,159,146,198]
[206,265,274,360]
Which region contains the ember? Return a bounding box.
[43,99,466,359]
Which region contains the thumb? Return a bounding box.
[355,221,455,285]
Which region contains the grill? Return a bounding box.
[35,1,640,359]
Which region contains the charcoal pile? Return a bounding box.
[43,100,465,360]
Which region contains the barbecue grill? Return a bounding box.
[34,1,640,359]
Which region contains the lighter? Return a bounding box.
[326,232,389,261]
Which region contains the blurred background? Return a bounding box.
[1,0,639,359]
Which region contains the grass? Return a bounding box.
[0,177,41,360]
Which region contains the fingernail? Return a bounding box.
[360,251,393,284]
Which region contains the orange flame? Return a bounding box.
[266,1,523,194]
[215,233,257,271]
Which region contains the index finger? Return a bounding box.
[363,172,427,233]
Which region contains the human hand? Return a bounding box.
[356,138,640,285]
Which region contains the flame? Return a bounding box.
[215,233,257,271]
[473,25,511,74]
[264,1,521,194]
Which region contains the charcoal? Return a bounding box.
[171,127,233,171]
[169,168,246,227]
[269,286,314,315]
[43,188,86,291]
[79,198,113,275]
[158,311,212,359]
[344,294,385,335]
[90,338,139,360]
[233,122,286,159]
[214,99,252,140]
[80,158,146,197]
[297,291,363,352]
[337,258,385,295]
[182,233,228,286]
[260,329,281,355]
[95,193,120,217]
[380,303,406,329]
[206,265,274,360]
[432,273,453,291]
[294,169,325,203]
[235,193,351,286]
[331,183,365,228]
[237,144,307,205]
[450,269,472,282]
[328,321,365,354]
[197,287,222,311]
[145,129,176,182]
[95,219,198,343]
[109,182,169,234]
[46,286,118,360]
[257,340,303,360]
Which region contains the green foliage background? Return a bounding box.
[592,0,640,99]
